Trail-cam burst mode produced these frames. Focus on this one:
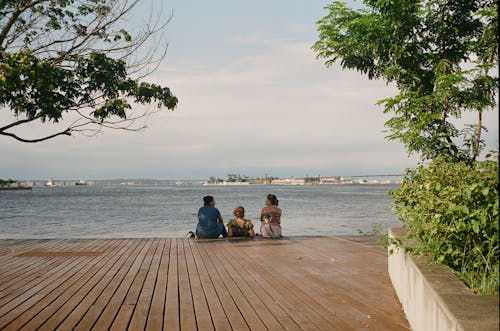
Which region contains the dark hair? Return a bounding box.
[203,196,214,205]
[233,206,245,218]
[267,194,279,206]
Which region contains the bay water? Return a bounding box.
[0,183,402,239]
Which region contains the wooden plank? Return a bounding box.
[187,239,232,331]
[145,239,171,331]
[109,239,161,330]
[0,239,103,292]
[2,240,121,330]
[223,239,361,329]
[0,256,59,296]
[17,239,124,330]
[164,238,180,330]
[198,241,267,330]
[177,238,197,331]
[0,240,107,327]
[237,240,372,329]
[220,240,336,331]
[298,237,404,307]
[54,239,143,330]
[0,237,410,331]
[0,239,85,294]
[127,238,166,331]
[0,240,72,300]
[0,240,39,258]
[236,253,347,330]
[209,241,299,331]
[182,239,214,331]
[0,243,60,282]
[0,257,86,328]
[0,239,60,265]
[78,239,154,331]
[242,238,408,330]
[72,239,150,330]
[262,248,378,329]
[192,241,249,330]
[282,237,409,329]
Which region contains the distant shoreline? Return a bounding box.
[3,181,402,188]
[0,186,32,190]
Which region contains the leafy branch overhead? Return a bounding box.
[0,0,177,143]
[313,0,498,163]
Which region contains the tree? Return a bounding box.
[0,0,178,143]
[0,178,16,186]
[313,0,498,163]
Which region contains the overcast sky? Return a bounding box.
[1,0,498,180]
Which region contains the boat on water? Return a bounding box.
[75,179,87,186]
[45,180,56,187]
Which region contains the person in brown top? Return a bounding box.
[227,206,255,238]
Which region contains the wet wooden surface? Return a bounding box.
[0,237,409,330]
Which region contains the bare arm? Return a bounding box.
[260,208,266,222]
[227,220,234,237]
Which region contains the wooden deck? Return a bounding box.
[0,237,409,330]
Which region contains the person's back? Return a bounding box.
[227,206,255,238]
[196,196,227,238]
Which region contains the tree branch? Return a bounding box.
[1,0,176,143]
[0,0,46,48]
[0,115,41,132]
[471,110,483,163]
[0,128,71,143]
[472,53,494,163]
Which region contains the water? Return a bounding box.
[0,183,402,238]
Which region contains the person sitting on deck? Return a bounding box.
[260,194,282,238]
[227,206,255,238]
[196,196,228,238]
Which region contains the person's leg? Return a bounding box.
[195,228,204,238]
[218,223,228,238]
[196,228,218,239]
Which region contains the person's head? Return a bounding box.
[233,206,245,218]
[203,195,215,207]
[266,194,279,206]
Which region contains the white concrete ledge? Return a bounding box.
[388,227,499,331]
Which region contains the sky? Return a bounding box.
[0,0,498,180]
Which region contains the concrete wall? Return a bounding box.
[388,227,499,331]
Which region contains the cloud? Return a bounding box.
[2,27,495,179]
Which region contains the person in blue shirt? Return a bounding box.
[195,196,227,238]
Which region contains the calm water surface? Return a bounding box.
[0,183,402,238]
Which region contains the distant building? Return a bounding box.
[319,177,344,184]
[271,178,305,185]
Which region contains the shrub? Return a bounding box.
[391,155,499,294]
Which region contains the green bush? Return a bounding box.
[391,156,499,294]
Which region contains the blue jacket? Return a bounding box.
[196,205,226,238]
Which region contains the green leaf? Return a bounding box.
[472,220,480,233]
